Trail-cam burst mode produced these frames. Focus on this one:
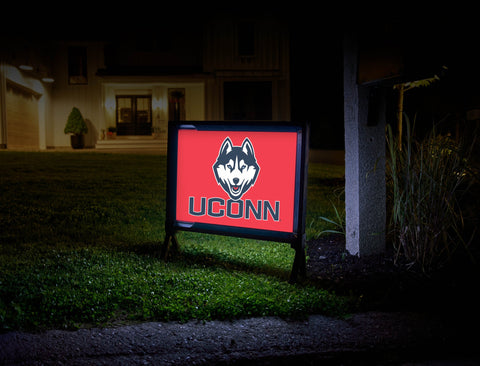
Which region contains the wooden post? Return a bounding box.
[397,84,404,151]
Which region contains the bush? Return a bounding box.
[386,116,476,273]
[64,107,88,135]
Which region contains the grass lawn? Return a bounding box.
[0,151,346,331]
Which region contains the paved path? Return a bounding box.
[1,312,479,365]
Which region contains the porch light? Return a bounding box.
[41,76,54,83]
[19,64,34,71]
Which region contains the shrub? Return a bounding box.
[386,116,476,273]
[64,107,88,135]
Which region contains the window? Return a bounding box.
[168,88,186,121]
[68,47,87,85]
[116,95,152,135]
[224,82,272,121]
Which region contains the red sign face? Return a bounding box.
[175,129,298,233]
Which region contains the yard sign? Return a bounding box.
[163,121,309,282]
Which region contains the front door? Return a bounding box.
[116,95,152,136]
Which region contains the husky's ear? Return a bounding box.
[241,138,255,156]
[219,137,233,155]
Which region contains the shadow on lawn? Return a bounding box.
[114,233,480,316]
[177,250,292,281]
[117,240,292,281]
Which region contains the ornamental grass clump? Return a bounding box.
[386,116,476,274]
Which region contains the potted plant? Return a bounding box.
[107,126,117,139]
[64,107,88,149]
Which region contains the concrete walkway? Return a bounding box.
[1,312,479,365]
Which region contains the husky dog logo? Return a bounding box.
[213,137,260,200]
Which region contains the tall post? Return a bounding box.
[397,83,404,151]
[343,32,386,256]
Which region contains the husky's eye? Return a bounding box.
[226,164,233,172]
[239,164,246,172]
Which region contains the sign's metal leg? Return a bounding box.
[289,236,306,284]
[161,231,179,260]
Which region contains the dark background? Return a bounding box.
[4,6,479,150]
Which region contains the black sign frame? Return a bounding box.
[162,121,309,282]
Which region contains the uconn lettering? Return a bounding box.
[188,197,280,221]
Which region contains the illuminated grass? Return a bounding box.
[0,152,345,331]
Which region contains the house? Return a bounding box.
[0,13,291,151]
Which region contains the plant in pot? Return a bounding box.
[107,126,117,139]
[64,107,88,149]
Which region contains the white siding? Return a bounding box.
[50,43,105,148]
